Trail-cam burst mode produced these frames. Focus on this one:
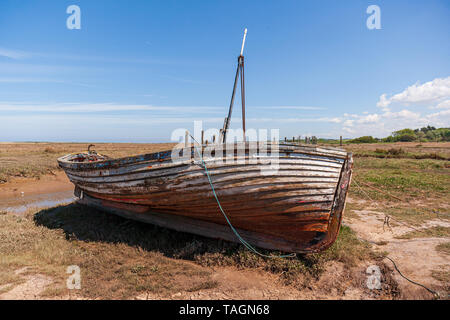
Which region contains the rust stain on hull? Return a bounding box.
[59,143,353,253]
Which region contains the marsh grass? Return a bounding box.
[431,268,450,284]
[435,242,450,255]
[385,208,449,226]
[0,142,176,183]
[0,203,374,298]
[1,141,448,298]
[394,227,450,240]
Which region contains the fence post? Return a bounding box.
[185,131,189,148]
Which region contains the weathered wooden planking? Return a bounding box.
[59,144,353,253]
[58,142,346,172]
[62,156,344,180]
[76,193,323,253]
[64,162,342,183]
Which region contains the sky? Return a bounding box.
[0,0,449,142]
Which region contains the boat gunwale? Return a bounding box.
[58,142,350,172]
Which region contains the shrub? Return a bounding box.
[349,136,377,143]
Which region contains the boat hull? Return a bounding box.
[58,143,352,253]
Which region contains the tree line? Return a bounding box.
[348,126,450,143]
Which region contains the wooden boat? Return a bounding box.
[58,143,352,253]
[57,30,353,254]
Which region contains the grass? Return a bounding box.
[189,224,373,287]
[395,227,450,239]
[435,242,450,255]
[345,143,450,203]
[351,148,449,161]
[0,270,24,295]
[431,268,450,284]
[351,158,449,199]
[0,206,214,299]
[0,204,374,298]
[384,208,449,226]
[0,142,175,183]
[1,141,449,298]
[343,142,450,160]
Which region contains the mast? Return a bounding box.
[221,28,247,143]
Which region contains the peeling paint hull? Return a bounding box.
[58,143,353,253]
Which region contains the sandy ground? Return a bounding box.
[0,171,72,201]
[0,262,392,300]
[344,198,449,299]
[0,174,447,300]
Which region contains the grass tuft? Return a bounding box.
[395,227,450,239]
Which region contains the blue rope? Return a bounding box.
[190,137,296,259]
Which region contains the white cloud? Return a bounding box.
[377,93,390,109]
[338,106,447,138]
[0,102,225,113]
[0,102,335,116]
[259,106,326,110]
[357,113,380,124]
[0,47,30,59]
[343,119,354,127]
[383,109,421,120]
[433,99,450,109]
[377,77,450,109]
[246,117,341,123]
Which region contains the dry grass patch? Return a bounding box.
[431,265,450,296]
[431,268,450,283]
[395,226,450,239]
[0,142,176,183]
[194,225,375,288]
[0,202,377,297]
[435,242,450,255]
[385,207,449,226]
[0,205,215,299]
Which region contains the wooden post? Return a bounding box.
[201,130,204,145]
[340,136,342,146]
[185,131,189,147]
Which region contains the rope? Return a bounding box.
[352,178,427,235]
[188,141,442,297]
[351,178,442,298]
[189,136,295,259]
[383,256,440,298]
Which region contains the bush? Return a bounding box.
[396,134,416,142]
[349,136,377,144]
[387,148,405,156]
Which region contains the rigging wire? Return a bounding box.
[189,135,296,259]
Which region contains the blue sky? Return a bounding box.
[0,0,449,142]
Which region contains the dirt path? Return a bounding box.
[344,198,449,299]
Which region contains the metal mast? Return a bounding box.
[221,28,247,143]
